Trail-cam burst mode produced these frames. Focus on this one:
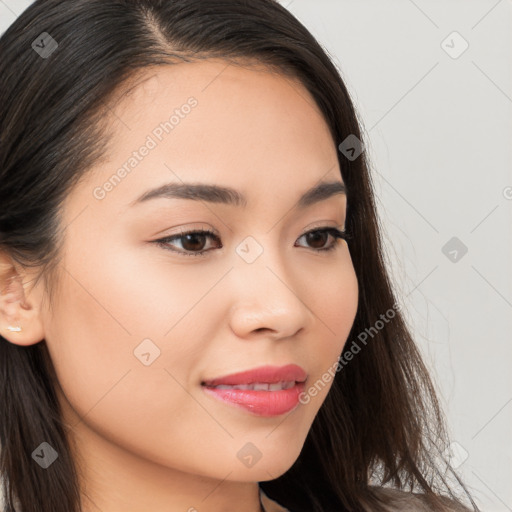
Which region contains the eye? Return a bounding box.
[295,227,350,253]
[154,226,351,257]
[155,228,221,257]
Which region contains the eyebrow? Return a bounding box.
[131,179,346,210]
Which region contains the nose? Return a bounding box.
[227,251,313,340]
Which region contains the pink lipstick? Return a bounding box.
[201,364,307,417]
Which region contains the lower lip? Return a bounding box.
[201,381,306,417]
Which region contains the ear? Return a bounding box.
[0,251,46,346]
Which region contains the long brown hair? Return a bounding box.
[0,1,479,511]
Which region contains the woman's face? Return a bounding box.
[36,59,358,505]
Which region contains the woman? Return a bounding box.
[0,1,480,511]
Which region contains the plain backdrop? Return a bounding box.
[1,1,511,511]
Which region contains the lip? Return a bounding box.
[201,364,307,387]
[201,381,306,417]
[200,364,308,417]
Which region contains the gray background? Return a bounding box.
[1,0,511,510]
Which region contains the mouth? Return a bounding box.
[201,380,306,417]
[200,366,308,417]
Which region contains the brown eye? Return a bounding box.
[156,229,221,257]
[295,227,348,253]
[304,230,330,250]
[180,232,208,252]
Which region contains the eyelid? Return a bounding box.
[157,223,219,238]
[301,220,345,232]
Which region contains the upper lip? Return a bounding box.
[201,364,307,387]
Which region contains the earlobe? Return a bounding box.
[0,257,46,346]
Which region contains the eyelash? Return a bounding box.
[154,226,351,258]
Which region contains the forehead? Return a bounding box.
[71,59,343,218]
[108,58,336,155]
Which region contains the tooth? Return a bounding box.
[253,383,270,391]
[210,381,296,391]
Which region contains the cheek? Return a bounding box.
[299,255,358,404]
[43,238,205,420]
[308,253,358,348]
[43,254,213,469]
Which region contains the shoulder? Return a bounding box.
[258,485,473,512]
[368,486,473,512]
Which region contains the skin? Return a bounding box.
[0,59,358,512]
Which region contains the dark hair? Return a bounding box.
[0,1,479,511]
